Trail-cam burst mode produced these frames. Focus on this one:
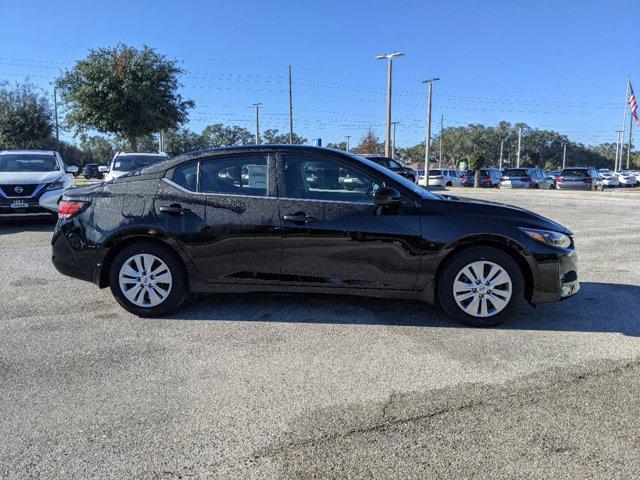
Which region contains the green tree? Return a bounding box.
[79,134,115,165]
[56,44,193,151]
[262,128,307,145]
[355,130,384,155]
[0,81,53,150]
[468,152,487,187]
[201,123,253,147]
[164,127,208,157]
[326,141,348,151]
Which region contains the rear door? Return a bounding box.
[155,154,281,283]
[277,152,423,290]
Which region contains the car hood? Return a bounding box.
[426,195,572,235]
[0,171,62,184]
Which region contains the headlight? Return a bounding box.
[519,227,571,249]
[46,180,65,191]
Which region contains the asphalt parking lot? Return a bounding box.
[1,189,640,479]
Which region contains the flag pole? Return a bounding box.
[618,77,630,171]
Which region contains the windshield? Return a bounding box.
[503,169,529,176]
[0,153,59,172]
[112,154,166,172]
[561,169,589,177]
[342,151,438,199]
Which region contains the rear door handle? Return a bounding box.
[283,212,316,224]
[160,204,186,216]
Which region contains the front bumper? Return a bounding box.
[0,187,64,217]
[531,248,579,303]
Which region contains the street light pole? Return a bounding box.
[345,135,351,152]
[391,121,398,159]
[288,66,294,144]
[516,126,523,167]
[253,103,261,145]
[499,139,504,170]
[562,143,567,169]
[375,52,405,157]
[422,77,440,188]
[53,87,60,153]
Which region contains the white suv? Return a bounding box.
[418,168,462,187]
[104,152,169,182]
[0,150,77,217]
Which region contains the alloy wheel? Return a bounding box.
[118,253,173,308]
[452,260,512,317]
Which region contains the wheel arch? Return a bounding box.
[433,235,535,304]
[97,230,189,289]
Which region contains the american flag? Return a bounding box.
[629,83,639,126]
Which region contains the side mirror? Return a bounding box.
[98,166,109,173]
[66,166,79,174]
[373,186,402,207]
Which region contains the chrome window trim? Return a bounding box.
[161,178,374,206]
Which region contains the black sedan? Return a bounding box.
[52,146,579,327]
[361,155,417,182]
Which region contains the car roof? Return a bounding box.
[0,149,56,155]
[115,151,168,157]
[140,145,357,173]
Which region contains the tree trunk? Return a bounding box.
[474,170,481,188]
[129,136,138,152]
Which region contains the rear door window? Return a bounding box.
[200,156,267,196]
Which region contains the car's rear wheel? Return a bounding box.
[437,246,524,327]
[109,241,187,317]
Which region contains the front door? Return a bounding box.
[277,153,422,290]
[155,153,281,283]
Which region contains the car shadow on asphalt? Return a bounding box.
[169,281,640,336]
[0,217,56,235]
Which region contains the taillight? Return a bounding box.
[461,177,468,182]
[521,177,531,182]
[482,177,491,182]
[58,200,87,220]
[556,177,564,183]
[584,178,593,183]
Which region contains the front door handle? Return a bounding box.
[160,204,185,216]
[283,212,316,224]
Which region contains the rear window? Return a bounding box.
[429,169,442,176]
[503,169,529,176]
[561,169,589,177]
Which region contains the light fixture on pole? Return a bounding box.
[375,52,405,157]
[253,103,262,145]
[421,77,440,189]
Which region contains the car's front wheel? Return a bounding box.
[437,246,524,327]
[109,241,187,317]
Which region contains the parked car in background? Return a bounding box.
[52,145,579,327]
[0,150,77,217]
[103,152,169,182]
[362,156,417,182]
[418,168,462,187]
[597,170,620,188]
[82,163,104,179]
[555,167,603,191]
[616,171,638,187]
[458,171,475,187]
[499,168,554,189]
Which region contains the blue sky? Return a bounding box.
[1,0,638,148]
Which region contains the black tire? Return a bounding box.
[446,181,452,187]
[109,241,187,317]
[437,246,524,327]
[407,175,415,183]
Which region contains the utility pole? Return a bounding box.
[562,143,567,169]
[439,114,443,168]
[288,66,294,144]
[422,78,440,187]
[499,139,504,170]
[345,135,351,152]
[516,126,522,167]
[375,52,405,157]
[253,103,261,145]
[391,121,398,159]
[53,87,60,153]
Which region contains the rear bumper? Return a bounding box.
[51,221,100,284]
[556,184,591,190]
